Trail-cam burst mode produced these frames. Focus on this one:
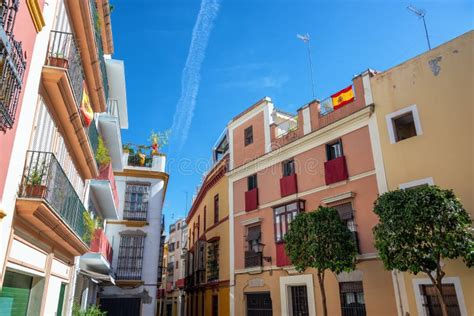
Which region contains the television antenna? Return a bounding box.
[297,33,315,98]
[407,5,431,50]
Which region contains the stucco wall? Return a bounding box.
[371,30,474,316]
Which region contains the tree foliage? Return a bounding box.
[284,206,357,273]
[284,206,357,316]
[373,185,473,274]
[373,185,473,316]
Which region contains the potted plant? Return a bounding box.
[82,211,103,244]
[149,129,170,155]
[49,52,69,68]
[96,136,111,172]
[24,162,47,197]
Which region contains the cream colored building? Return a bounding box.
[370,30,473,316]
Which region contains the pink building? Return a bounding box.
[0,0,45,214]
[228,71,399,315]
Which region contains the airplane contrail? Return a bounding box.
[170,0,220,153]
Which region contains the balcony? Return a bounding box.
[245,188,259,212]
[98,99,124,171]
[280,173,298,197]
[0,22,26,132]
[123,143,166,172]
[16,151,89,257]
[89,163,119,220]
[244,251,263,268]
[90,0,109,101]
[167,262,175,274]
[63,0,108,112]
[324,156,349,185]
[42,30,98,179]
[81,228,113,273]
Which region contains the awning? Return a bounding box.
[80,269,115,285]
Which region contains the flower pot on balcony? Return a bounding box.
[49,57,69,68]
[24,184,47,198]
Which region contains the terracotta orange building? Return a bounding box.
[227,71,399,315]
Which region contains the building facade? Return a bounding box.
[99,148,169,315]
[184,153,230,316]
[162,218,188,316]
[370,31,473,316]
[0,0,122,314]
[227,72,399,315]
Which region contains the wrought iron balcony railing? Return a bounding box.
[46,30,85,108]
[18,151,88,243]
[245,251,263,268]
[89,0,109,100]
[0,0,26,132]
[87,118,99,159]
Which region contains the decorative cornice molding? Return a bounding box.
[27,0,45,33]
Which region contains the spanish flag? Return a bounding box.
[81,84,94,127]
[331,85,354,109]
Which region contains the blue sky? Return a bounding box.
[110,0,473,230]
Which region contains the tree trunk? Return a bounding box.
[426,270,448,316]
[317,270,328,316]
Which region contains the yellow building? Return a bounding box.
[184,153,230,316]
[370,31,474,316]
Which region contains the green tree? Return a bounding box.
[284,206,357,316]
[373,185,473,316]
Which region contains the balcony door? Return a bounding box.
[246,292,272,316]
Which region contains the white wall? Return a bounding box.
[103,171,165,316]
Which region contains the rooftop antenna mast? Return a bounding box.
[407,5,431,50]
[297,33,315,99]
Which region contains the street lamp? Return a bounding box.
[256,243,272,263]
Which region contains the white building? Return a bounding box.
[100,150,168,315]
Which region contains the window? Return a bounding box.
[245,225,262,268]
[212,295,219,316]
[339,281,366,316]
[177,223,180,230]
[282,159,295,177]
[116,234,146,280]
[326,139,343,161]
[274,201,305,242]
[290,286,310,316]
[204,206,207,231]
[0,4,26,133]
[196,240,206,284]
[124,183,150,221]
[207,240,219,281]
[393,112,417,142]
[247,174,258,191]
[399,177,434,190]
[420,284,461,316]
[175,261,179,269]
[244,126,253,146]
[214,194,219,224]
[386,104,422,144]
[176,241,179,249]
[198,215,201,237]
[333,203,359,252]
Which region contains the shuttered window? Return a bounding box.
[116,234,145,280]
[124,182,150,221]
